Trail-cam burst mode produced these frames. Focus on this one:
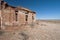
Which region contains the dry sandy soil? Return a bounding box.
[0,20,60,40]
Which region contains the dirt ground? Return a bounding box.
[0,20,60,40]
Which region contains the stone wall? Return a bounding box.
[0,0,36,30]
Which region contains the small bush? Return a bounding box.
[19,32,29,40]
[0,30,4,35]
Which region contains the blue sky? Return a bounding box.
[4,0,60,19]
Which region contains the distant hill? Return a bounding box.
[36,20,60,23]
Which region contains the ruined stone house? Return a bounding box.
[0,0,36,29]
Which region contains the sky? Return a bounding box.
[4,0,60,19]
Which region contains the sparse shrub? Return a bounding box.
[19,32,29,40]
[29,23,35,28]
[41,24,47,26]
[36,22,39,25]
[0,30,4,35]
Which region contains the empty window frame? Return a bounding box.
[25,15,28,21]
[32,16,34,20]
[15,10,18,21]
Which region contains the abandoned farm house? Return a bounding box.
[0,0,36,30]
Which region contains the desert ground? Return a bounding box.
[0,20,60,40]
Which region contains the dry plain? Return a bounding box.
[0,20,60,40]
